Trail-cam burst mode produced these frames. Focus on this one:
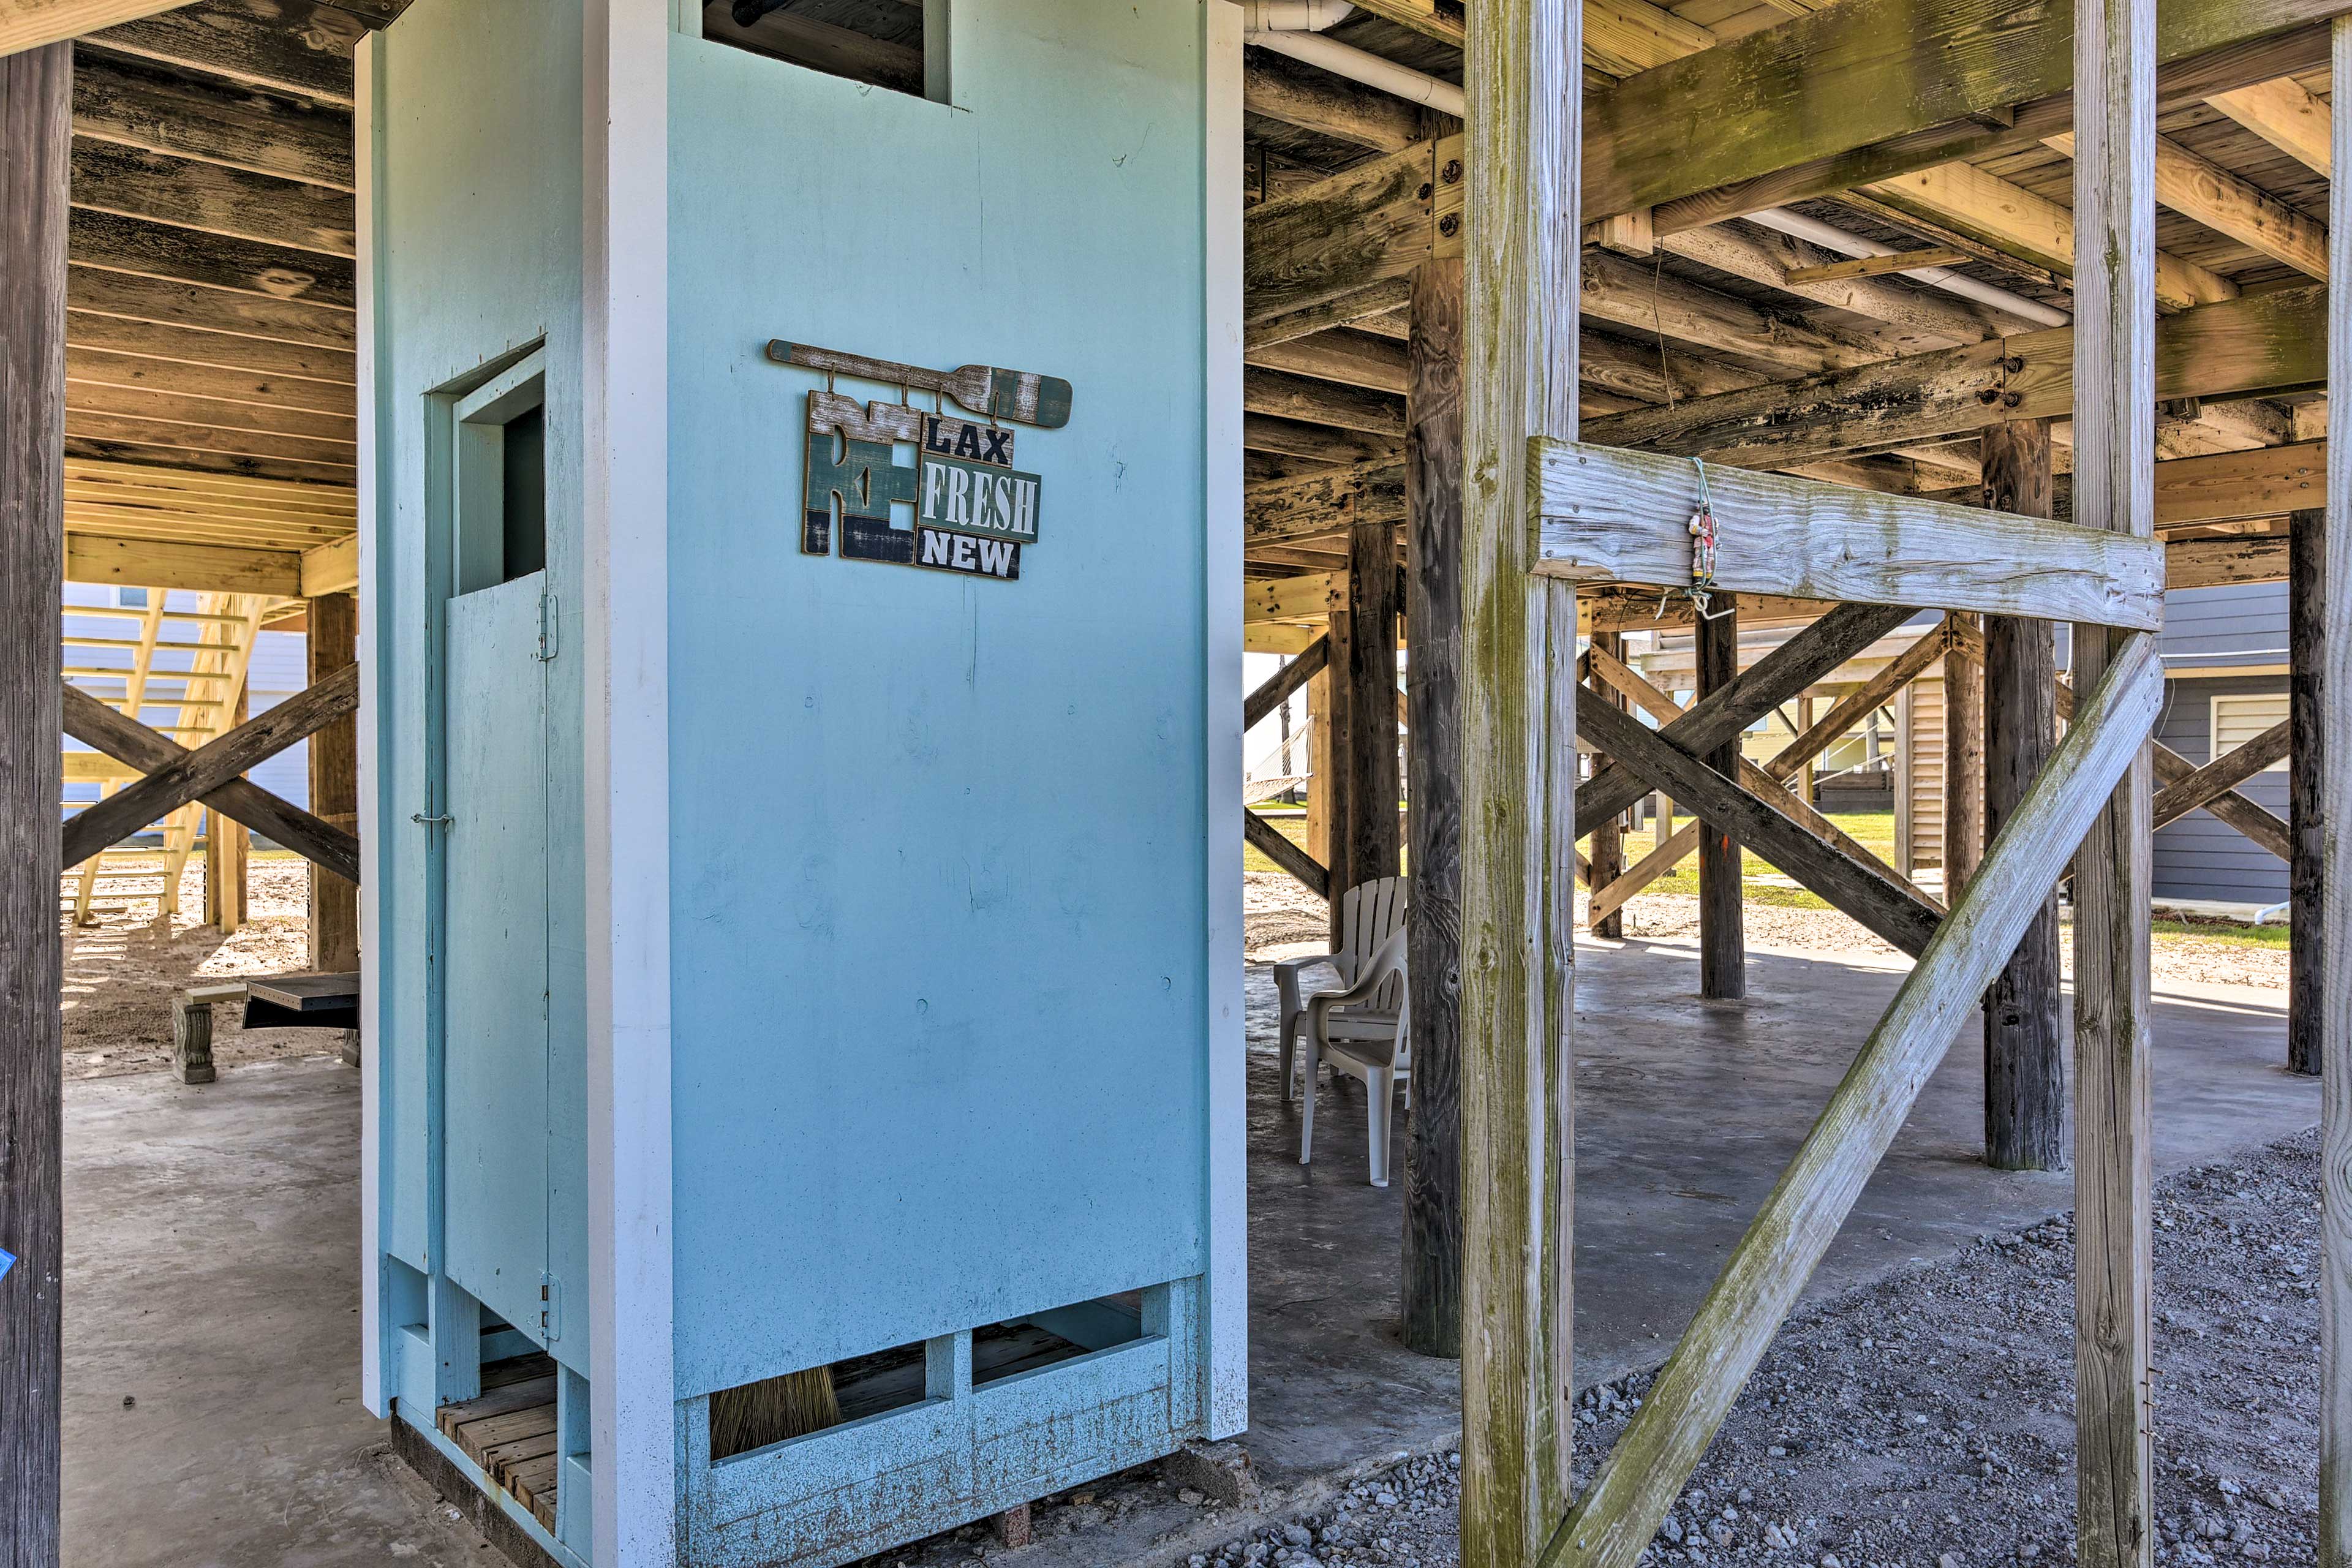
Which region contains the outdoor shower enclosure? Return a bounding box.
[358,3,1245,1564]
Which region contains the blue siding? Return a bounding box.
[2162,581,2290,663]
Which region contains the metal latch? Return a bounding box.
[540,1272,563,1343]
[538,592,560,662]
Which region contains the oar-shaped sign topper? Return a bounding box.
[767,341,1074,429]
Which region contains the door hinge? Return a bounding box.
[538,592,560,662]
[540,1272,564,1343]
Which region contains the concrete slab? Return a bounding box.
[63,1056,503,1568]
[58,938,2310,1568]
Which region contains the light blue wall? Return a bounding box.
[369,0,589,1365]
[665,4,1213,1399]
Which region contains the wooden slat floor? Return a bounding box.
[436,1352,560,1534]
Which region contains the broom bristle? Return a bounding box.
[710,1365,841,1459]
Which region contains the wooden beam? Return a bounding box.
[306,589,356,968]
[1245,365,1406,437]
[1549,635,2163,1568]
[2289,504,2323,1077]
[1247,328,1411,396]
[1943,612,1985,897]
[1863,158,2237,312]
[2318,26,2352,1557]
[1532,439,2166,628]
[1586,631,1627,940]
[1580,283,2328,466]
[61,662,355,865]
[2045,127,2328,279]
[2070,0,2158,1555]
[300,532,354,595]
[1245,412,1401,467]
[1243,51,1419,153]
[1694,603,1746,994]
[64,527,300,596]
[1244,636,1328,733]
[70,48,355,190]
[2154,438,2324,527]
[1581,685,1944,959]
[2207,75,2330,174]
[1781,247,1969,285]
[1980,419,2067,1174]
[1245,276,1414,353]
[70,137,353,258]
[70,206,355,310]
[89,0,360,102]
[1245,137,1439,325]
[0,42,67,1568]
[0,0,182,55]
[1460,0,1578,1556]
[2165,532,2290,587]
[1660,222,2015,345]
[1403,255,1464,1360]
[1243,807,1330,901]
[1579,601,1916,832]
[1245,571,1345,625]
[1648,18,2332,238]
[1581,0,2346,225]
[61,680,358,884]
[2149,715,2288,825]
[66,262,351,349]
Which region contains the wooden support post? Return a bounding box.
[1323,608,1356,947]
[0,42,67,1568]
[1696,602,1746,999]
[308,590,359,972]
[204,686,249,935]
[1404,254,1464,1360]
[1346,513,1403,889]
[1943,613,1985,895]
[1308,666,1332,868]
[1588,630,1627,940]
[1981,420,2067,1172]
[2318,20,2352,1559]
[1794,696,1815,807]
[2072,0,2158,1556]
[2290,503,2324,1079]
[1460,0,1579,1558]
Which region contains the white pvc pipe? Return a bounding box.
[1246,27,1466,118]
[1242,1,1357,30]
[1745,206,2071,328]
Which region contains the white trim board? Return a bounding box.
[1202,0,1249,1443]
[582,1,675,1562]
[355,26,387,1421]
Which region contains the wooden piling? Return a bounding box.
[1346,508,1403,891]
[1404,255,1464,1360]
[1324,607,1355,946]
[1588,630,1627,941]
[2291,503,2324,1080]
[1981,420,2066,1172]
[309,590,360,971]
[2070,0,2158,1558]
[0,42,69,1568]
[1696,601,1745,1000]
[1943,612,1985,895]
[1458,0,1580,1558]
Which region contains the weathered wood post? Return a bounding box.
[1944,612,1985,894]
[1324,606,1356,945]
[1460,0,1580,1559]
[1404,255,1464,1359]
[2318,17,2352,1558]
[205,686,250,935]
[309,590,360,971]
[0,40,68,1568]
[1346,508,1402,893]
[2071,0,2158,1559]
[2290,502,2323,1080]
[1696,602,1745,998]
[1588,630,1627,940]
[1981,420,2066,1170]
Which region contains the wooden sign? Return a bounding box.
[790,349,1066,584]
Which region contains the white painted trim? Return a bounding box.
[354,26,386,1421]
[1201,0,1249,1443]
[582,2,676,1563]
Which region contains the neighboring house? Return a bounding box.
[2149,582,2290,910]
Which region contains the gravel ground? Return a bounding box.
[1174,1131,2323,1568]
[1246,875,2287,993]
[59,855,330,1079]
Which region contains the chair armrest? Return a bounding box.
[1307,929,1408,1033]
[1273,953,1344,1015]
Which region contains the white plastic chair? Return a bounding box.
[1298,924,1411,1187]
[1273,875,1408,1106]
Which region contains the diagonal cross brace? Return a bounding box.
[61,677,360,887]
[2150,717,2288,831]
[1579,693,1944,956]
[1577,601,1915,836]
[1543,631,2165,1568]
[1245,807,1330,900]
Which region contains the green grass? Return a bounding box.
[2151,916,2290,948]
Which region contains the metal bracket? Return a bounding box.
[538,592,560,662]
[540,1272,564,1343]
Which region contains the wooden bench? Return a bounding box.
[246,973,363,1069]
